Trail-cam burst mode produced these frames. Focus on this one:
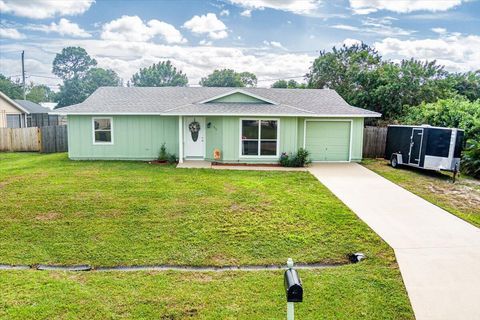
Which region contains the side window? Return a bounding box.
[93,118,113,144]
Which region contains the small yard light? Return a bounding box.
[348,252,366,263]
[284,258,303,320]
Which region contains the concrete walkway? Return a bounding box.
[308,163,480,320]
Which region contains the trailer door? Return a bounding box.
[409,128,423,165]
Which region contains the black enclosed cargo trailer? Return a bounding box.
[385,125,464,172]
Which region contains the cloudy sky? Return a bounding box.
[1,0,479,90]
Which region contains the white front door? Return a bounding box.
[184,117,205,159]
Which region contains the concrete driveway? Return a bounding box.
[308,163,480,320]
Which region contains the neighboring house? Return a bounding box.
[14,100,61,127]
[55,87,380,163]
[0,91,28,128]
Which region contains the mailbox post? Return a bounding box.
[284,258,303,320]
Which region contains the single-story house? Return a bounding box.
[14,99,61,127]
[55,87,380,163]
[0,91,28,128]
[0,91,62,128]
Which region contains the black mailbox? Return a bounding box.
[284,269,303,302]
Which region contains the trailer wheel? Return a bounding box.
[390,155,399,168]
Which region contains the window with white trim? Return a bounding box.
[93,118,112,144]
[241,119,278,156]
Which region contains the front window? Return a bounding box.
[93,118,113,144]
[241,119,278,156]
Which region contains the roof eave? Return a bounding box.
[0,92,30,114]
[50,111,382,117]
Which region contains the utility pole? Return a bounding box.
[21,50,26,100]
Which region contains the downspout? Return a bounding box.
[178,116,183,163]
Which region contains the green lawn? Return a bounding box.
[363,159,480,228]
[0,153,413,319]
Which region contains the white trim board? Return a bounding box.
[92,116,114,145]
[52,112,381,118]
[303,119,353,162]
[198,89,279,105]
[239,118,280,159]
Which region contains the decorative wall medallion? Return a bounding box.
[189,120,201,142]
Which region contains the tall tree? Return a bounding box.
[55,67,121,108]
[26,84,56,103]
[307,43,382,102]
[131,61,188,87]
[0,74,23,99]
[83,68,122,94]
[271,79,288,88]
[448,71,480,102]
[52,47,97,80]
[55,79,87,108]
[307,43,456,119]
[200,69,257,87]
[271,79,306,89]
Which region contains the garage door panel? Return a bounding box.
[305,121,350,161]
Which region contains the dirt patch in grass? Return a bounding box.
[427,184,480,209]
[35,212,60,221]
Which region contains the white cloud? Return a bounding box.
[0,27,25,40]
[330,17,414,36]
[220,9,230,16]
[263,40,287,50]
[183,13,228,40]
[349,0,464,14]
[330,24,359,31]
[240,9,252,17]
[199,39,213,46]
[101,15,187,44]
[0,0,94,19]
[374,34,480,72]
[0,38,314,87]
[431,27,447,34]
[27,18,91,38]
[342,38,362,47]
[229,0,321,15]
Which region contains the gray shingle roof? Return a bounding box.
[55,87,381,117]
[14,100,51,114]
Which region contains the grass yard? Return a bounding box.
[363,159,480,228]
[0,153,414,319]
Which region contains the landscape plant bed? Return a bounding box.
[363,159,480,227]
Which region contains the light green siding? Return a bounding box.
[68,115,178,160]
[204,117,301,163]
[305,121,351,161]
[297,118,364,162]
[68,115,364,162]
[209,92,269,104]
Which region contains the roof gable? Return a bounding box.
[0,91,29,114]
[199,89,277,104]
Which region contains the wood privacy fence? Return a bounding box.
[0,125,67,153]
[363,126,388,158]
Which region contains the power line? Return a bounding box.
[256,75,306,82]
[27,74,60,80]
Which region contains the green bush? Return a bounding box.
[462,138,480,178]
[158,143,177,164]
[280,148,312,167]
[402,98,480,136]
